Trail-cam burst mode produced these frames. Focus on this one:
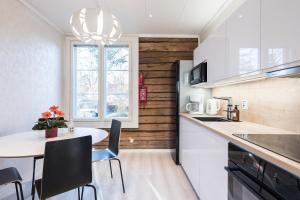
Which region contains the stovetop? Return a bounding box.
[233,134,300,163]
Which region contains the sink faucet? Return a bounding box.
[213,97,233,120]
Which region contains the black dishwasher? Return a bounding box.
[226,143,300,200]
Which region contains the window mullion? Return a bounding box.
[128,43,132,121]
[98,44,104,121]
[71,45,76,120]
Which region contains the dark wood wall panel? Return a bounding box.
[142,71,176,78]
[95,37,198,149]
[139,42,198,52]
[140,63,174,71]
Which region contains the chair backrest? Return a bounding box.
[40,136,92,199]
[108,119,122,156]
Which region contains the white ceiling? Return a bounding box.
[24,0,228,35]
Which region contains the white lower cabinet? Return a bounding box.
[180,117,202,195]
[180,116,229,200]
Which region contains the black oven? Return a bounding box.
[226,143,300,200]
[190,61,207,85]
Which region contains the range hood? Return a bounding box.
[266,65,300,78]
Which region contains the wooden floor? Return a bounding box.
[27,151,198,200]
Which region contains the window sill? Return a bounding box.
[73,120,139,129]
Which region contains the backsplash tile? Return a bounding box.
[212,77,300,133]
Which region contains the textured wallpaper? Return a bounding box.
[0,0,63,197]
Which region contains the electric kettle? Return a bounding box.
[206,99,220,115]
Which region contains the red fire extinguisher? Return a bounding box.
[139,72,147,108]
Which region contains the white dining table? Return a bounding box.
[0,128,108,199]
[0,127,108,158]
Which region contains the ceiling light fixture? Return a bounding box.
[69,0,122,45]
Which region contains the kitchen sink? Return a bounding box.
[193,117,233,122]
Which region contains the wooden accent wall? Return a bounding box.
[96,37,198,149]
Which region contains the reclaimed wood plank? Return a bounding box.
[139,108,176,116]
[147,92,176,101]
[139,63,175,71]
[139,116,176,124]
[142,70,176,78]
[144,78,175,85]
[139,37,198,43]
[139,42,198,52]
[147,85,176,93]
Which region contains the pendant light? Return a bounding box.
[69,0,122,45]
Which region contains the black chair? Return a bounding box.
[33,136,97,200]
[0,167,24,200]
[91,119,125,193]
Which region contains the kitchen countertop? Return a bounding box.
[180,112,300,177]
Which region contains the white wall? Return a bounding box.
[0,0,63,198]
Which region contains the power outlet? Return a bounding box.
[242,100,248,110]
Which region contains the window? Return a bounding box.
[73,45,99,119]
[104,45,129,119]
[65,37,139,128]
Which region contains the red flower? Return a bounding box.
[41,111,52,119]
[49,105,59,113]
[56,110,64,117]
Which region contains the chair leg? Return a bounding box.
[113,158,125,193]
[109,159,113,178]
[15,182,20,200]
[77,188,81,200]
[16,181,24,200]
[85,184,97,200]
[81,187,84,200]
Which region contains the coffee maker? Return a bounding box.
[185,94,204,114]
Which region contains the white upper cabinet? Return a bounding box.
[206,23,227,83]
[261,0,300,69]
[193,43,204,66]
[227,0,260,76]
[193,23,227,83]
[193,42,207,67]
[193,0,300,87]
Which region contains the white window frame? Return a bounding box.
[64,36,139,128]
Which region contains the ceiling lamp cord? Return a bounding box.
[70,0,122,45]
[97,0,103,7]
[146,0,153,18]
